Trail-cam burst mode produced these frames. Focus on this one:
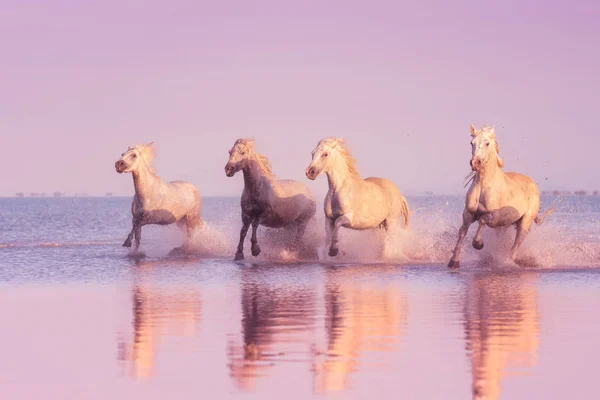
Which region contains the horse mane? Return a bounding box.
[319,137,360,176]
[464,171,477,188]
[130,142,157,174]
[235,138,275,179]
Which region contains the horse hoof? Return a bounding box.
[234,252,244,261]
[251,245,261,257]
[329,247,339,257]
[123,241,132,248]
[448,259,460,269]
[473,240,484,250]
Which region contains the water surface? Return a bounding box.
[1,196,599,399]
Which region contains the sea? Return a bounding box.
[1,195,600,399]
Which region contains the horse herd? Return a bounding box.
[114,124,554,268]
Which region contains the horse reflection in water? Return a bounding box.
[464,272,540,400]
[118,260,202,378]
[228,265,318,391]
[313,266,409,393]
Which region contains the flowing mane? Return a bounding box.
[235,138,275,179]
[319,137,360,176]
[130,142,157,174]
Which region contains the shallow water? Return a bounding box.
[1,196,600,399]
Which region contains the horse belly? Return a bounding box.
[480,191,528,226]
[260,214,290,229]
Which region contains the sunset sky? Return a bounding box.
[1,0,598,197]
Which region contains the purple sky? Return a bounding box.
[1,0,598,197]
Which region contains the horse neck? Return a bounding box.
[132,163,161,200]
[477,155,504,188]
[325,161,360,191]
[243,160,276,195]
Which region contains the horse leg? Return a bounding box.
[250,218,261,257]
[509,218,533,261]
[134,225,142,252]
[184,214,201,250]
[448,210,475,269]
[473,210,502,250]
[329,214,351,257]
[381,218,399,259]
[472,221,485,250]
[235,214,252,261]
[294,220,308,248]
[123,227,135,248]
[124,217,141,248]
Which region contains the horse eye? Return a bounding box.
[131,153,137,158]
[323,152,328,157]
[486,143,490,147]
[241,151,246,156]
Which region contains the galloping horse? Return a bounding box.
[115,143,203,253]
[225,138,316,261]
[448,125,554,268]
[306,138,410,259]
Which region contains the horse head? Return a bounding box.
[225,138,256,177]
[469,125,504,171]
[115,142,156,174]
[306,137,358,180]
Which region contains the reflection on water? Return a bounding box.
[119,261,202,378]
[314,266,409,393]
[3,261,600,399]
[228,264,318,391]
[464,272,539,400]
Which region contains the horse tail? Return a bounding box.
[535,197,558,225]
[400,194,411,229]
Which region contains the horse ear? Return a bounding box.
[490,126,496,133]
[145,142,155,148]
[470,125,477,136]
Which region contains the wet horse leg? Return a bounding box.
[472,221,485,250]
[123,227,135,248]
[473,210,503,250]
[448,210,475,269]
[183,213,202,250]
[235,214,252,261]
[329,214,351,257]
[134,225,142,251]
[250,218,261,257]
[289,219,308,251]
[381,217,398,259]
[123,217,141,248]
[509,217,533,261]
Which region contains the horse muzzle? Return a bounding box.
[470,158,482,171]
[225,164,235,177]
[115,160,127,173]
[306,166,317,180]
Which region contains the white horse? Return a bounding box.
[306,138,410,258]
[448,125,554,268]
[115,143,203,253]
[225,138,316,261]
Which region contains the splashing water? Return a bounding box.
[0,196,599,268]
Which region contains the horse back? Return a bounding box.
[504,172,539,195]
[364,177,403,199]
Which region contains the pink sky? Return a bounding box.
[1,0,598,197]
